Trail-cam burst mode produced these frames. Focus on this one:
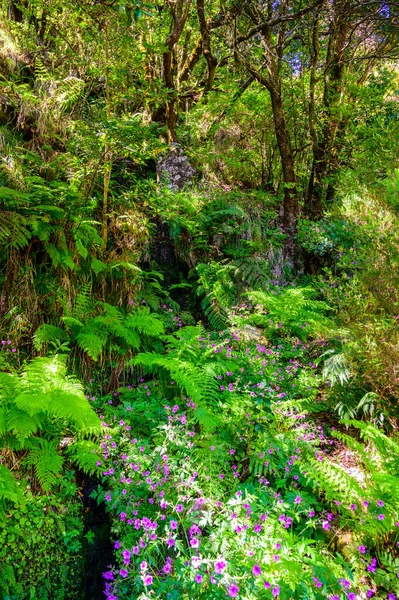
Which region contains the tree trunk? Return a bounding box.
[269,86,298,256]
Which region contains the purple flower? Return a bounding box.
[144,575,153,586]
[348,593,356,600]
[359,545,366,554]
[377,500,384,507]
[366,591,374,598]
[190,538,200,548]
[176,504,183,513]
[254,523,262,533]
[170,520,178,530]
[195,574,203,583]
[120,569,128,578]
[377,513,385,520]
[122,550,130,565]
[167,538,175,547]
[227,584,240,597]
[349,504,357,511]
[163,562,171,574]
[272,586,280,597]
[103,571,114,580]
[252,565,262,576]
[294,495,301,504]
[215,559,226,574]
[114,541,120,549]
[367,559,377,573]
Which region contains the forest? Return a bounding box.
[1,0,399,599]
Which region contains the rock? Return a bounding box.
[156,143,197,191]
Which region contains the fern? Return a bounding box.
[125,306,165,337]
[75,332,105,360]
[66,440,102,476]
[0,465,23,505]
[246,287,333,338]
[34,298,166,364]
[196,262,237,330]
[0,355,101,491]
[131,353,203,403]
[233,255,270,289]
[33,325,68,351]
[25,439,64,492]
[0,208,31,249]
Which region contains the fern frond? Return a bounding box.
[33,324,68,351]
[66,440,102,475]
[75,332,105,360]
[0,465,22,504]
[73,283,93,319]
[6,409,41,441]
[131,353,203,403]
[125,306,165,337]
[26,439,64,491]
[0,209,31,249]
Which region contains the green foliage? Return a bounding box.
[0,355,100,491]
[0,487,85,600]
[245,287,333,338]
[35,297,165,363]
[196,262,237,330]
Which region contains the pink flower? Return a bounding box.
[227,584,239,597]
[120,569,128,578]
[252,565,262,576]
[190,538,200,548]
[272,586,280,597]
[144,575,153,585]
[215,559,226,574]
